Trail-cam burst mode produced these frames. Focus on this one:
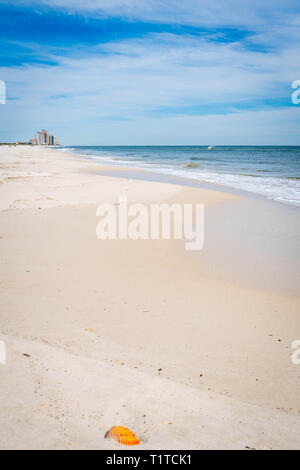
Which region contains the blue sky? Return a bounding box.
[0,0,300,145]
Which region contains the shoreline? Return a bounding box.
[0,145,300,449]
[62,146,300,209]
[94,164,300,212]
[76,148,300,296]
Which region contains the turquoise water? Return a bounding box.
[61,146,300,206]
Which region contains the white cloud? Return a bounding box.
[2,32,298,111]
[1,3,300,144]
[8,0,300,30]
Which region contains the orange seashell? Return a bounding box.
[104,426,140,446]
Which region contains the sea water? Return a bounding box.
[60,146,300,207]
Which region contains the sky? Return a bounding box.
[0,0,300,145]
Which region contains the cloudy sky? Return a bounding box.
[0,0,300,145]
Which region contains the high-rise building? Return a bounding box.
[32,130,58,146]
[42,129,47,144]
[48,134,54,146]
[35,131,43,145]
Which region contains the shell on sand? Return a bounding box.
[105,426,140,446]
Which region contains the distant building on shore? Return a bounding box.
[31,129,59,146]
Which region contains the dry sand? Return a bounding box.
[0,145,300,450]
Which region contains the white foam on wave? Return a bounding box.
[150,167,300,207]
[57,147,76,153]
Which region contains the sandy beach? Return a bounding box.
[0,145,300,450]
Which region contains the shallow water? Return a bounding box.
[60,146,300,207]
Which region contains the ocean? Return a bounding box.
[60,146,300,207]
